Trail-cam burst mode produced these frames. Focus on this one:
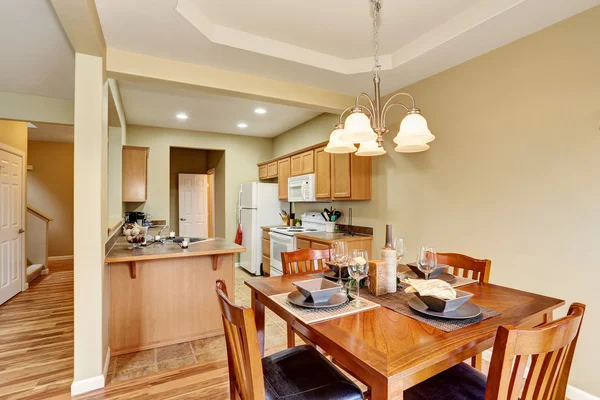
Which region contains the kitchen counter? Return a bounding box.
[106,232,244,356]
[294,231,373,243]
[105,236,245,263]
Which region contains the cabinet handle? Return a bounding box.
[180,218,187,221]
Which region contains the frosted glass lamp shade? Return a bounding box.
[341,111,377,143]
[393,113,435,146]
[324,127,357,154]
[394,143,430,153]
[356,139,386,156]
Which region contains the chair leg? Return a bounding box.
[287,324,296,348]
[471,354,482,371]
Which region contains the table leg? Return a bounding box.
[251,290,265,357]
[371,380,404,400]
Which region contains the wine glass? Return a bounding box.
[348,249,369,307]
[393,237,407,264]
[331,241,347,285]
[417,246,437,280]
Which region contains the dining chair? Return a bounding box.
[215,280,364,400]
[403,302,586,400]
[437,252,491,284]
[281,248,331,348]
[437,252,492,370]
[281,248,330,275]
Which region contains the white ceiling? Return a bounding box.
[95,0,600,96]
[0,0,74,100]
[28,122,74,143]
[119,81,320,137]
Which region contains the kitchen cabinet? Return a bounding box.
[122,146,149,202]
[331,153,371,200]
[277,158,291,200]
[258,164,268,180]
[262,228,271,276]
[314,146,331,199]
[291,150,314,176]
[296,238,311,249]
[267,161,278,178]
[295,234,373,256]
[256,140,371,201]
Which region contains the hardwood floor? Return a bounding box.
[0,263,521,400]
[0,259,74,400]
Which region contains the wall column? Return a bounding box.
[71,52,108,395]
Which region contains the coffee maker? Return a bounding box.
[125,212,151,226]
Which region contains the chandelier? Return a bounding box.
[325,0,434,156]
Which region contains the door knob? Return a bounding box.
[18,229,25,234]
[180,218,187,221]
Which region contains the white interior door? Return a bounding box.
[178,173,209,238]
[0,149,23,305]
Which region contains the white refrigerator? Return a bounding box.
[238,182,281,275]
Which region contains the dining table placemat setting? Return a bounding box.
[269,292,380,325]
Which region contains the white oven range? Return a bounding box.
[268,212,326,276]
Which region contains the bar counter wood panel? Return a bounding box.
[109,254,234,355]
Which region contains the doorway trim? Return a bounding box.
[207,168,216,238]
[0,141,27,293]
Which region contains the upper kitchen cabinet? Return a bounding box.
[277,158,291,200]
[332,153,371,200]
[122,146,149,202]
[314,147,331,199]
[291,150,314,176]
[258,164,268,180]
[257,140,371,201]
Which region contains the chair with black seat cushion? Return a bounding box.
[215,279,363,400]
[404,303,585,400]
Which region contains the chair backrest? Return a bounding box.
[437,252,491,283]
[215,280,265,400]
[485,303,586,400]
[281,248,331,275]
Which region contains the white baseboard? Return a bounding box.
[235,262,241,267]
[40,269,49,275]
[103,347,111,380]
[567,386,600,400]
[71,375,105,396]
[480,350,597,400]
[23,282,29,291]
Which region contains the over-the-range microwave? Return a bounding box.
[287,173,317,202]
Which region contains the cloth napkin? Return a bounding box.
[404,278,457,300]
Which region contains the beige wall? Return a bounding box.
[126,125,272,241]
[0,119,28,154]
[108,126,124,226]
[27,141,74,257]
[272,7,600,396]
[169,147,207,234]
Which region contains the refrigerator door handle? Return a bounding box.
[238,187,242,221]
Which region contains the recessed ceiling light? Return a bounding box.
[254,108,267,114]
[176,113,188,120]
[237,122,248,128]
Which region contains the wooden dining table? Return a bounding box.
[245,272,564,400]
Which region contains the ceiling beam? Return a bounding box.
[50,0,106,57]
[106,49,354,114]
[0,91,74,125]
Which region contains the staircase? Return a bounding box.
[26,206,53,282]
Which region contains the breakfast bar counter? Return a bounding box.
[105,236,245,356]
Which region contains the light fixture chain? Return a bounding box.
[370,0,382,74]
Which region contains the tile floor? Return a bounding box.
[106,267,291,385]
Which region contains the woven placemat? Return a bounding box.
[361,289,501,332]
[269,292,380,325]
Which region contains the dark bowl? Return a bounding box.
[325,261,349,278]
[406,262,448,279]
[415,289,474,313]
